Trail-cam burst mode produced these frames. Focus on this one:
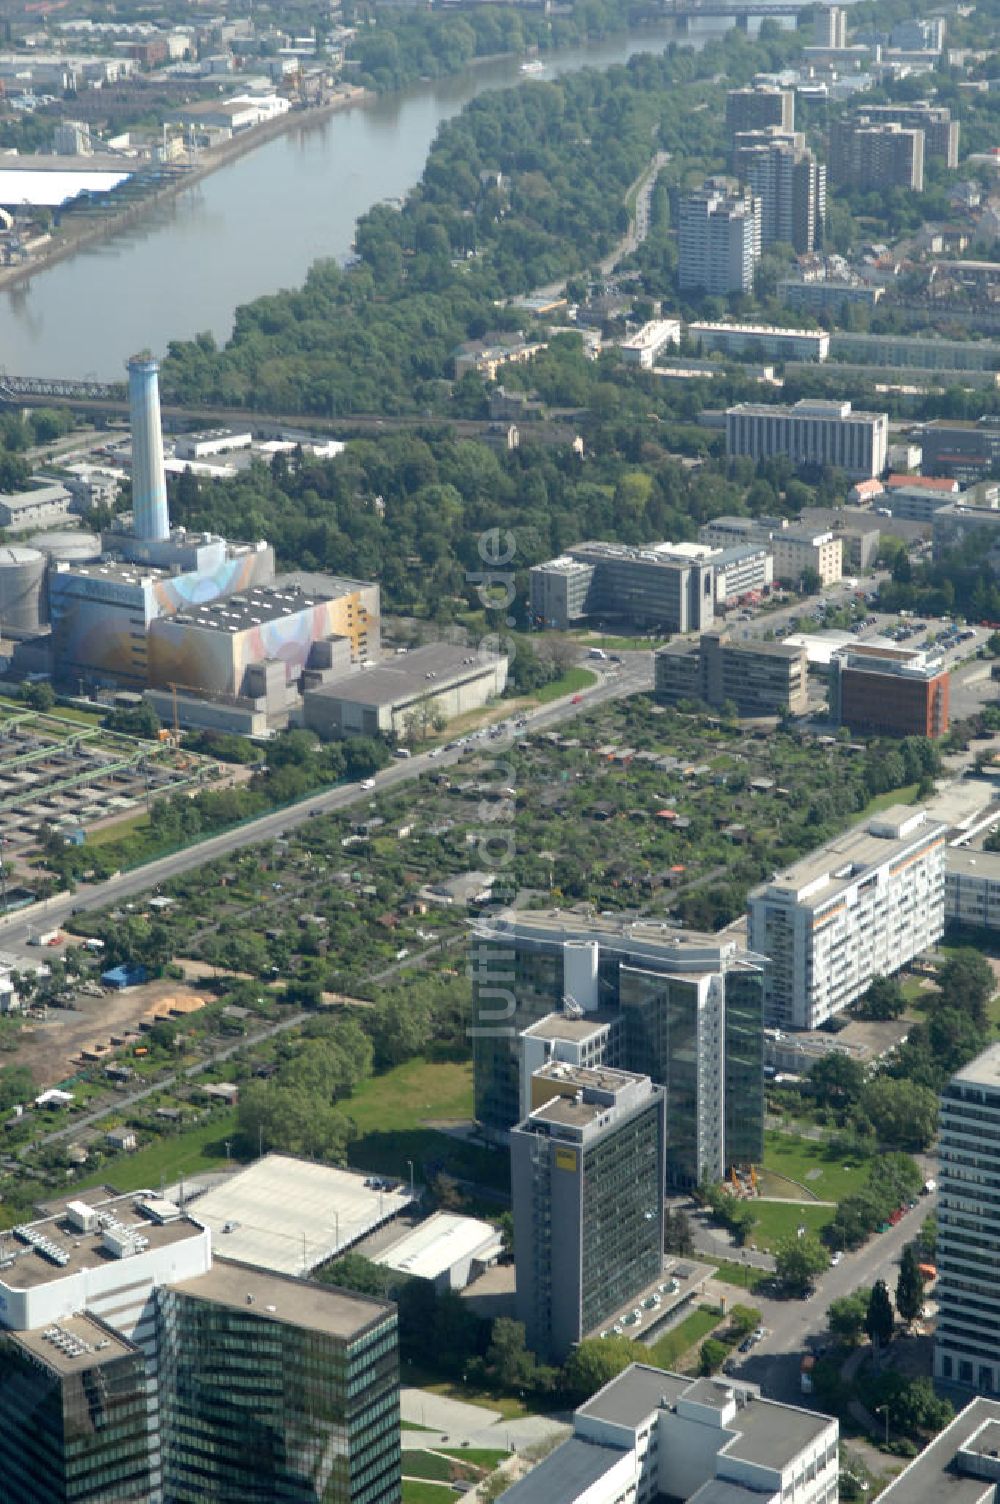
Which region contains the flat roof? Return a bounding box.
[476,909,765,973]
[492,1437,624,1504]
[523,1009,619,1041]
[186,1154,416,1275]
[171,1257,393,1341]
[11,1312,137,1374]
[950,1041,1000,1089]
[308,643,503,709]
[721,1394,833,1470]
[879,1397,1000,1503]
[578,1363,689,1425]
[947,848,1000,879]
[373,1212,500,1281]
[751,808,945,908]
[0,1190,204,1290]
[160,584,336,633]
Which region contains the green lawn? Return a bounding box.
[402,1453,455,1482]
[400,1371,533,1421]
[403,1482,458,1504]
[571,632,668,651]
[763,1130,872,1202]
[750,1201,834,1251]
[530,667,597,704]
[709,1260,768,1294]
[647,1306,721,1369]
[440,1449,509,1469]
[345,1058,472,1134]
[862,783,920,818]
[77,1110,238,1192]
[86,811,152,848]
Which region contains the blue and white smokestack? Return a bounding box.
[127,352,169,542]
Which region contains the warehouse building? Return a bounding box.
[656,630,809,717]
[303,641,508,740]
[748,806,946,1029]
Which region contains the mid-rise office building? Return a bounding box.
[935,1042,1000,1397]
[830,643,950,738]
[726,398,889,480]
[945,847,1000,932]
[496,1365,839,1504]
[829,117,924,191]
[655,630,809,717]
[816,4,847,48]
[748,805,946,1029]
[725,85,794,139]
[678,181,760,297]
[878,1397,1000,1502]
[933,502,1000,562]
[512,1064,665,1360]
[471,911,766,1186]
[772,527,843,587]
[921,418,1000,485]
[884,484,964,524]
[689,321,829,363]
[779,277,882,314]
[711,541,774,603]
[735,132,826,254]
[529,541,716,634]
[856,101,958,166]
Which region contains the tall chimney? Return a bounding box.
[127,352,169,542]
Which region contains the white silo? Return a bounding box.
[127,352,170,542]
[0,547,46,635]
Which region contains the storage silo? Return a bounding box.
[31,531,102,565]
[0,547,46,636]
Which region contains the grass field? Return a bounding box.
[78,1109,238,1192]
[86,812,152,848]
[647,1306,721,1369]
[862,783,920,818]
[440,1449,509,1469]
[750,1200,834,1251]
[400,1369,532,1421]
[402,1453,456,1482]
[403,1481,458,1504]
[763,1130,872,1203]
[708,1260,768,1294]
[345,1059,472,1135]
[531,667,597,704]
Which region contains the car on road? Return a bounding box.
[572,694,584,704]
[830,1251,843,1266]
[738,1337,753,1353]
[360,779,375,790]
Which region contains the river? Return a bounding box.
[0,18,748,379]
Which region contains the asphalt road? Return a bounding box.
[732,1192,937,1406]
[0,653,653,958]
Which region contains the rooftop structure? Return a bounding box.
[748,806,946,1028]
[879,1398,1000,1503]
[372,1212,502,1290]
[181,1153,417,1276]
[169,1258,393,1341]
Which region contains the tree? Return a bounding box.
[828,1290,870,1345]
[856,975,906,1021]
[561,1337,645,1401]
[22,681,55,712]
[728,1305,761,1339]
[810,1052,866,1107]
[860,1077,938,1151]
[699,1338,728,1375]
[895,1245,925,1325]
[664,1207,694,1256]
[865,1280,894,1354]
[483,1318,536,1389]
[775,1234,828,1296]
[937,950,995,1029]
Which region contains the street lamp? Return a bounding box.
[875,1405,890,1449]
[407,1159,414,1196]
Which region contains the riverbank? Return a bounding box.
[0,85,370,300]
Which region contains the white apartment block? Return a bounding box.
[689,322,829,363]
[620,320,681,369]
[936,1043,1000,1398]
[726,398,889,479]
[496,1365,839,1504]
[772,528,843,588]
[678,182,760,297]
[748,806,946,1029]
[945,847,1000,932]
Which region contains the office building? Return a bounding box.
[935,1042,1000,1397]
[496,1365,838,1504]
[619,319,681,368]
[158,1262,401,1504]
[726,398,889,480]
[878,1397,1000,1502]
[946,847,1000,932]
[725,86,794,139]
[829,117,924,191]
[678,181,760,297]
[830,643,950,738]
[471,910,766,1186]
[816,5,846,48]
[529,541,716,634]
[697,514,783,551]
[735,131,826,254]
[884,484,965,524]
[748,805,946,1029]
[933,502,1000,561]
[0,1315,153,1504]
[512,1064,665,1360]
[655,630,809,717]
[856,101,958,166]
[711,542,774,603]
[921,418,1000,485]
[689,321,829,363]
[779,277,882,314]
[772,526,843,587]
[302,641,508,740]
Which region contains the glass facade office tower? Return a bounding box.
[472,913,765,1187]
[512,1064,665,1360]
[158,1264,401,1504]
[0,1315,152,1503]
